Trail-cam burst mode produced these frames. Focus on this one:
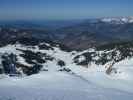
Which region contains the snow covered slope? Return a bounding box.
[1,71,133,100]
[101,17,133,24]
[0,42,133,100]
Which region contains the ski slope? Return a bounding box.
[0,71,133,100]
[0,44,133,100]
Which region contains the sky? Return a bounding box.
[0,0,133,20]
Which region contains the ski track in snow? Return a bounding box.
[0,71,133,100]
[0,44,133,100]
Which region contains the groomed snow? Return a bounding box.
[0,44,133,100]
[0,71,133,100]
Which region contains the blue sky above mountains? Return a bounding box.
[0,0,133,20]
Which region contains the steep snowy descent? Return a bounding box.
[0,42,133,100]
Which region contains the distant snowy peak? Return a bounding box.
[101,17,133,24]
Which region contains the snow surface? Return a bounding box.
[0,71,133,100]
[101,17,133,24]
[0,44,133,100]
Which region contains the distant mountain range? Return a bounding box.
[53,17,133,50]
[101,17,133,24]
[0,17,133,50]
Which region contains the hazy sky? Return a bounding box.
[0,0,133,20]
